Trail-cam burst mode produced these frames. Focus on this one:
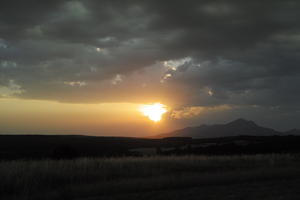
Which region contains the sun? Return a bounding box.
[139,103,168,122]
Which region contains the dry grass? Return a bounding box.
[1,154,300,200]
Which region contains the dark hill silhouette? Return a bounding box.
[0,135,159,160]
[156,118,282,138]
[1,119,300,160]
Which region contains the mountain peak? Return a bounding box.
[156,119,281,139]
[227,118,257,127]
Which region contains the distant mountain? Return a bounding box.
[285,129,300,135]
[157,118,283,138]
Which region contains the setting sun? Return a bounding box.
[139,103,168,122]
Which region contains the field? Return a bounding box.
[1,154,300,200]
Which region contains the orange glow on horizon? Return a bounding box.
[0,98,174,136]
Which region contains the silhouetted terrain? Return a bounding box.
[1,119,300,160]
[285,129,300,135]
[156,118,296,138]
[0,135,159,160]
[2,135,300,160]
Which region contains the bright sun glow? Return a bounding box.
[139,103,168,122]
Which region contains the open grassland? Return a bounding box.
[1,154,300,200]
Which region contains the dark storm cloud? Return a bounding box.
[0,0,300,115]
[0,0,64,40]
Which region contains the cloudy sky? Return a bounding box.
[1,0,300,135]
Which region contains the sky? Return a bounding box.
[1,0,300,136]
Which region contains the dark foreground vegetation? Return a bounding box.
[2,135,300,199]
[1,154,300,200]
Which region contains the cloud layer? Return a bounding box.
[1,0,300,128]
